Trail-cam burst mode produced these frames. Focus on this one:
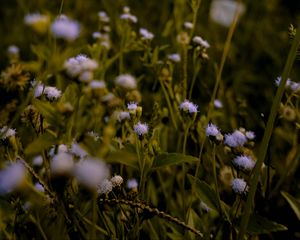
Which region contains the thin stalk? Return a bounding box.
[189,0,201,39]
[59,0,64,14]
[207,11,239,120]
[212,143,222,214]
[91,194,97,240]
[158,77,178,129]
[238,26,300,240]
[182,122,190,218]
[182,46,188,98]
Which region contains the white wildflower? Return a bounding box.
[7,45,19,55]
[51,15,80,41]
[214,99,223,108]
[231,178,248,194]
[184,22,194,29]
[0,161,26,195]
[34,83,45,98]
[139,28,154,40]
[127,178,138,189]
[120,13,138,23]
[134,122,148,136]
[24,13,49,25]
[79,71,93,82]
[87,131,100,141]
[64,54,98,80]
[101,93,115,102]
[210,0,245,27]
[74,158,110,190]
[70,141,88,159]
[224,130,247,147]
[233,155,255,171]
[32,155,43,166]
[90,80,106,89]
[0,126,16,140]
[127,102,138,111]
[114,111,131,122]
[245,131,255,140]
[115,74,137,90]
[179,99,198,114]
[44,86,61,100]
[206,123,220,137]
[97,179,113,195]
[50,152,74,175]
[167,53,181,62]
[193,36,210,48]
[111,175,123,187]
[98,11,110,22]
[34,182,45,192]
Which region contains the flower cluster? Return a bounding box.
[33,82,62,100]
[51,15,80,41]
[64,54,98,82]
[179,99,198,114]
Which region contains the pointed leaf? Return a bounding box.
[33,99,64,128]
[247,214,288,234]
[25,132,58,156]
[187,175,219,212]
[281,191,300,221]
[152,153,198,169]
[106,145,138,169]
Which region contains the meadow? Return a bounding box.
[0,0,300,239]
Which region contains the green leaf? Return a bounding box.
[25,132,58,156]
[106,144,138,169]
[59,83,79,107]
[32,99,64,128]
[187,175,219,212]
[281,191,300,221]
[152,153,198,169]
[247,214,288,234]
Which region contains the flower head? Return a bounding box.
[97,179,113,195]
[51,15,80,41]
[134,122,148,136]
[192,36,210,48]
[214,99,223,108]
[206,123,220,137]
[184,22,194,29]
[179,100,198,114]
[44,86,61,100]
[231,178,248,194]
[98,11,110,23]
[74,158,110,190]
[89,80,106,89]
[167,53,181,62]
[111,175,123,187]
[224,130,247,147]
[127,178,138,189]
[233,155,255,171]
[50,152,74,176]
[0,126,16,140]
[127,102,138,111]
[24,13,50,33]
[139,28,154,40]
[0,161,26,195]
[115,74,137,90]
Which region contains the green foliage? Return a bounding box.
[0,0,299,239]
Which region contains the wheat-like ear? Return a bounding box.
[288,24,300,59]
[99,198,203,238]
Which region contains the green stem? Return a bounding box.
[158,78,178,129]
[59,0,64,14]
[182,46,188,99]
[212,143,222,214]
[207,9,239,120]
[238,26,300,240]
